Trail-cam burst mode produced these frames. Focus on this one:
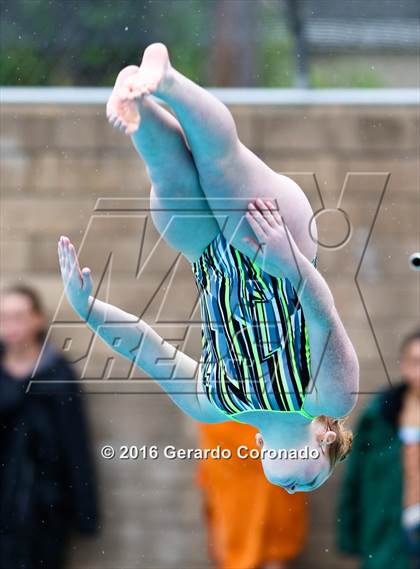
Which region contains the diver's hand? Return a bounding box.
[244,198,303,278]
[58,235,93,318]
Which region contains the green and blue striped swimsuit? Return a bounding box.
[192,231,316,422]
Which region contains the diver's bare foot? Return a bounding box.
[124,42,171,100]
[107,43,171,135]
[106,65,141,135]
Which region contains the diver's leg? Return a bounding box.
[112,44,239,165]
[116,44,317,264]
[107,66,219,262]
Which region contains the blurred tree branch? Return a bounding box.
[207,0,259,86]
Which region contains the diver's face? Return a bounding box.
[256,422,335,493]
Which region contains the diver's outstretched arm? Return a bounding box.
[245,200,359,418]
[57,235,225,423]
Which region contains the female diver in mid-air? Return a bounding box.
[58,43,359,493]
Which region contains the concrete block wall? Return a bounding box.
[1,100,419,569]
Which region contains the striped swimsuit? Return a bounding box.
[192,231,316,422]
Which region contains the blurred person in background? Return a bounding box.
[197,422,307,569]
[0,283,100,569]
[337,328,420,569]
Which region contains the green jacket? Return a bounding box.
[336,382,409,569]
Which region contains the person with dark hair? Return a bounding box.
[0,284,100,569]
[337,328,420,569]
